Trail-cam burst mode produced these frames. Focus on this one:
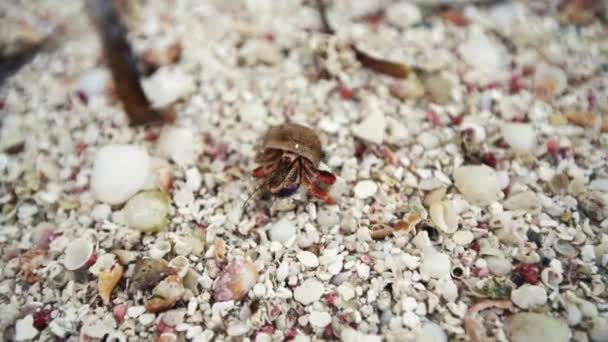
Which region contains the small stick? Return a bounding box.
[87,0,165,126]
[315,0,411,79]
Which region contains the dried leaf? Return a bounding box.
[87,0,166,126]
[353,46,410,78]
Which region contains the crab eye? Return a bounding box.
[276,183,299,197]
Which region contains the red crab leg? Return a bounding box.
[306,183,336,204]
[252,162,278,178]
[315,170,336,185]
[302,161,336,185]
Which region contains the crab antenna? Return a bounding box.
[241,177,273,217]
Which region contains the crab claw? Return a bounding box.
[306,184,336,204]
[316,170,336,185]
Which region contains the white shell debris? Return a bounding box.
[511,284,547,309]
[353,180,378,199]
[157,126,198,166]
[15,315,39,341]
[501,123,536,153]
[351,97,386,144]
[458,27,509,82]
[294,278,325,305]
[268,217,297,243]
[239,101,268,126]
[63,237,94,271]
[122,191,169,233]
[417,321,447,342]
[420,249,451,279]
[386,2,422,28]
[454,165,501,206]
[91,145,151,205]
[506,313,571,342]
[76,68,110,97]
[309,310,332,328]
[142,66,195,107]
[297,251,319,268]
[429,200,460,234]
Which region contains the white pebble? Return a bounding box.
[454,165,501,206]
[187,326,203,339]
[269,217,296,243]
[501,123,536,153]
[581,245,596,262]
[123,191,169,233]
[309,311,332,328]
[127,305,146,318]
[420,249,451,279]
[157,126,197,166]
[417,322,447,342]
[297,251,320,268]
[139,313,156,326]
[436,279,458,302]
[354,180,378,199]
[386,2,421,28]
[486,256,512,276]
[15,315,39,341]
[91,203,111,221]
[76,68,110,97]
[402,311,420,328]
[294,278,325,305]
[227,322,249,336]
[91,145,151,205]
[352,97,386,144]
[317,208,340,228]
[340,328,382,342]
[338,284,356,301]
[511,285,547,309]
[452,230,474,245]
[142,66,195,107]
[239,101,267,125]
[253,283,266,297]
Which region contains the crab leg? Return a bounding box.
[303,161,336,185]
[302,166,335,204]
[252,161,278,178]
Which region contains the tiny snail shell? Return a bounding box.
[451,265,468,279]
[106,331,127,342]
[149,240,172,259]
[168,256,189,279]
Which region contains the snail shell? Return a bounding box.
[259,123,322,166]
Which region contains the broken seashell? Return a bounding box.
[506,312,571,342]
[98,263,124,305]
[131,258,175,291]
[145,275,184,313]
[89,253,117,276]
[155,332,178,342]
[64,238,94,271]
[150,240,172,259]
[112,249,137,265]
[32,222,57,250]
[424,187,447,208]
[123,190,170,233]
[541,267,563,289]
[464,300,513,342]
[555,240,578,259]
[168,256,189,279]
[369,223,393,240]
[393,213,421,236]
[213,259,259,302]
[429,200,460,234]
[172,232,205,256]
[183,269,201,294]
[534,63,567,99]
[47,262,73,289]
[214,239,226,260]
[19,248,47,283]
[454,165,501,206]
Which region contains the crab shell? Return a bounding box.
[258,123,322,166]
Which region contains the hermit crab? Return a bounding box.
[247,123,336,206]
